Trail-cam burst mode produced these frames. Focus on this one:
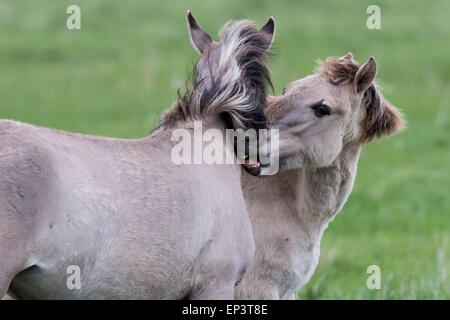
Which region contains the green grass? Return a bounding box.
[0,0,449,299]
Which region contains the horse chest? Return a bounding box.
[273,234,321,299]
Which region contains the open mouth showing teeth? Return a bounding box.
[243,160,261,170]
[243,158,261,176]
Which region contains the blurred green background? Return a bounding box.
[0,0,448,299]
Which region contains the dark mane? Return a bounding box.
[160,20,272,131]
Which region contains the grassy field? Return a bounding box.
[0,0,448,299]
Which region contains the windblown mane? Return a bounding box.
[316,56,404,143]
[160,20,272,131]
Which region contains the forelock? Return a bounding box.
[316,56,360,85]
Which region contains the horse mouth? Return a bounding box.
[243,159,261,176]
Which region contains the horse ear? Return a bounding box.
[187,10,213,55]
[354,56,377,94]
[259,17,276,51]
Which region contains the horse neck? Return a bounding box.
[148,114,234,164]
[151,115,228,139]
[244,142,361,238]
[298,143,362,229]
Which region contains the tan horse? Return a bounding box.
[0,13,274,299]
[236,53,405,299]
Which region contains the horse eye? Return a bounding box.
[312,104,331,118]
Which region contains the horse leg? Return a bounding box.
[189,278,236,300]
[0,143,54,299]
[188,239,244,300]
[0,208,35,299]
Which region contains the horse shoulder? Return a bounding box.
[0,120,56,218]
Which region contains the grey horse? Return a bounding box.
[0,12,275,299]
